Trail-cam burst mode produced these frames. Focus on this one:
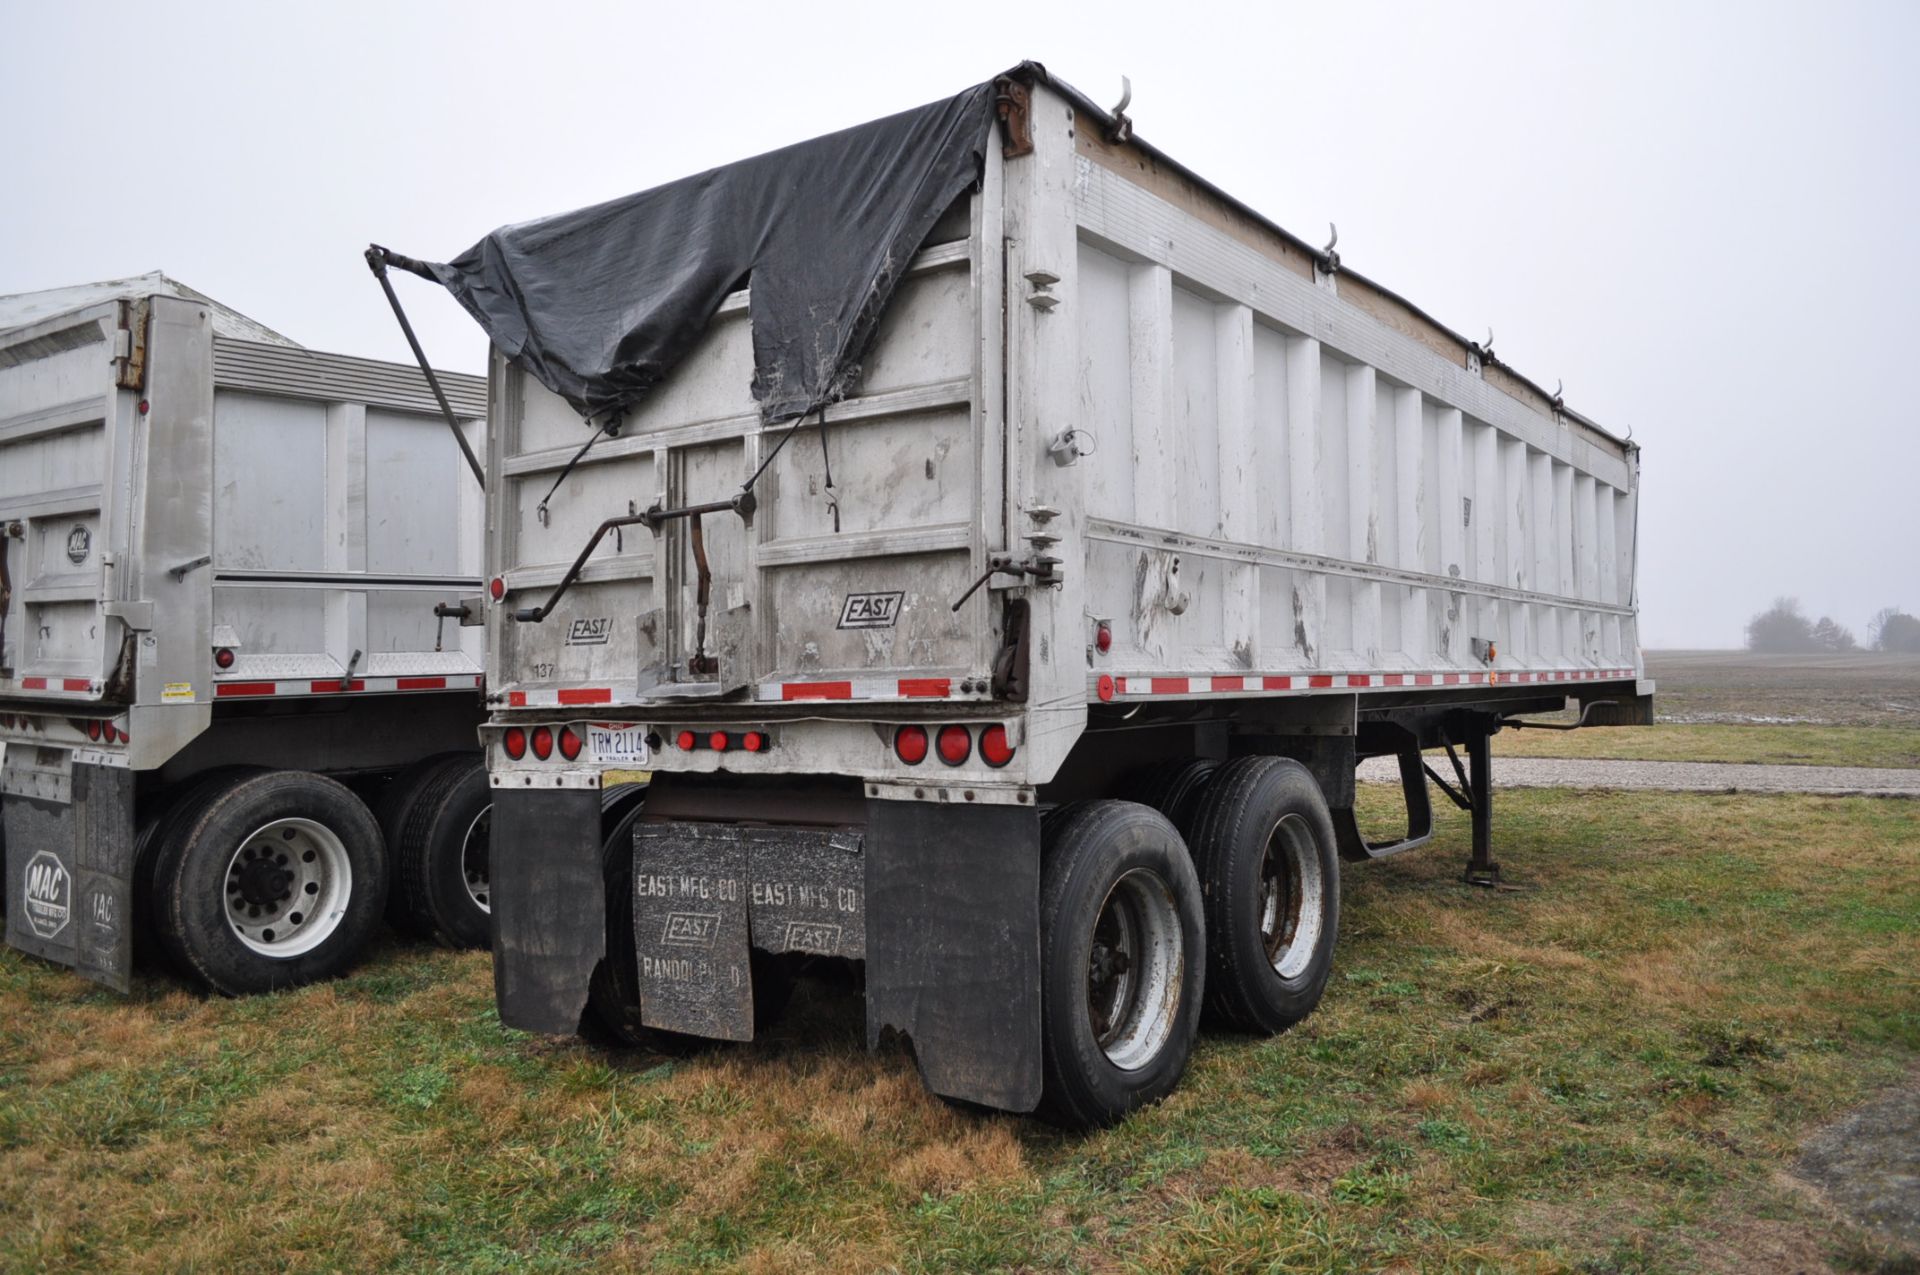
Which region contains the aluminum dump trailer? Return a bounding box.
[0,278,497,994]
[382,63,1650,1128]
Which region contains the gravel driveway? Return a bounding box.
[1357,755,1920,798]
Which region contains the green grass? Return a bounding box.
[1,789,1916,1272]
[1494,722,1920,769]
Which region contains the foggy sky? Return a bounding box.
[3,0,1914,648]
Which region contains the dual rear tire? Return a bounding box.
[1038,801,1205,1129]
[1036,757,1342,1128]
[380,753,492,949]
[147,770,388,996]
[137,754,494,996]
[1188,758,1342,1033]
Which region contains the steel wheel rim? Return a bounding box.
[1086,867,1184,1072]
[223,817,352,958]
[461,806,492,914]
[1260,813,1324,980]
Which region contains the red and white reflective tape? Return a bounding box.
[753,676,973,703]
[2,677,98,696]
[507,685,617,708]
[500,676,994,709]
[215,673,482,699]
[1094,667,1636,702]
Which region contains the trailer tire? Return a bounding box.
[586,790,793,1050]
[1188,757,1340,1034]
[1037,800,1205,1130]
[1133,757,1221,841]
[390,756,492,950]
[375,751,472,935]
[133,767,268,971]
[153,770,387,996]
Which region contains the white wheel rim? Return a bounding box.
[1086,867,1185,1072]
[1260,813,1325,981]
[223,817,353,958]
[461,806,491,914]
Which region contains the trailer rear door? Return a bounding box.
[488,204,1004,709]
[0,299,169,704]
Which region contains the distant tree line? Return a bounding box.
[1744,598,1920,653]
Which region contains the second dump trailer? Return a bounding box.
[381,62,1650,1127]
[1,276,494,993]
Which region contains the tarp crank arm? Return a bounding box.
[510,493,755,623]
[364,244,487,490]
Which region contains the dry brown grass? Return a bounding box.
[1,789,1915,1271]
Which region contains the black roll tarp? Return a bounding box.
[425,80,999,424]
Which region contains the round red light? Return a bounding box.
[87,719,103,742]
[893,725,928,765]
[709,731,730,752]
[214,647,235,669]
[1097,674,1115,703]
[979,724,1014,768]
[936,725,971,766]
[742,731,767,753]
[114,725,129,744]
[558,726,582,760]
[1095,622,1112,654]
[531,726,554,760]
[489,577,505,601]
[677,730,697,751]
[503,726,527,759]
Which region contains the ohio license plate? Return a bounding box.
[587,723,652,766]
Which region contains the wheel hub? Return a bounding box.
[461,807,492,913]
[223,818,353,958]
[1085,867,1183,1072]
[1260,813,1326,980]
[235,855,293,907]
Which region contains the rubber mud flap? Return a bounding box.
[746,826,864,960]
[631,822,753,1041]
[490,788,603,1035]
[864,800,1042,1113]
[4,758,136,992]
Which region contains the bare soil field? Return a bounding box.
[1642,650,1920,728]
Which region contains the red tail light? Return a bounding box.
[676,729,697,751]
[709,731,731,752]
[979,724,1014,768]
[503,727,527,759]
[558,726,582,760]
[1095,622,1112,654]
[214,647,235,669]
[489,577,506,601]
[936,725,971,766]
[113,725,129,744]
[86,719,103,742]
[531,726,554,760]
[894,725,928,765]
[742,730,767,753]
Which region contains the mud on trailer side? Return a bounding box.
[0,280,497,994]
[385,63,1652,1128]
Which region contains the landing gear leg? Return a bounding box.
[1462,726,1500,888]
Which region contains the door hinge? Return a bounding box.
[994,76,1034,158]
